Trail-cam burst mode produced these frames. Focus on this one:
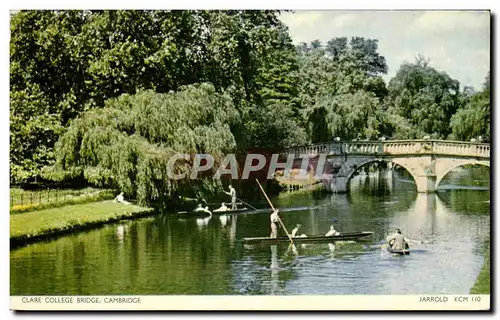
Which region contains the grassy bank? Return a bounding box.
[470,241,490,294]
[10,200,154,247]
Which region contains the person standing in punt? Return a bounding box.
[224,185,237,210]
[270,209,280,239]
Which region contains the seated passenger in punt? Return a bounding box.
[387,228,409,250]
[291,224,307,238]
[386,228,423,247]
[214,202,229,212]
[325,225,340,236]
[194,204,212,215]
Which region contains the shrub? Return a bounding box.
[10,190,115,214]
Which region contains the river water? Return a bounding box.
[10,168,490,295]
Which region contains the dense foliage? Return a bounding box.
[450,72,490,142]
[297,38,389,142]
[44,84,238,206]
[10,10,490,204]
[10,10,305,184]
[386,57,462,139]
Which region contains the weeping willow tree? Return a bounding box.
[42,83,240,206]
[304,90,388,141]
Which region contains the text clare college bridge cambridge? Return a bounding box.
[279,139,490,193]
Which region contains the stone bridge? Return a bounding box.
[279,139,490,193]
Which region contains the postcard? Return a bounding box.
[9,8,490,311]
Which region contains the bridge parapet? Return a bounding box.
[281,140,490,159]
[344,142,381,154]
[431,141,490,158]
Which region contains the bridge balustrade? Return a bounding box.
[281,140,490,158]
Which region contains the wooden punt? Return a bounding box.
[243,231,374,244]
[177,207,251,218]
[212,207,250,214]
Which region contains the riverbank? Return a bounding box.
[470,241,490,294]
[10,200,154,249]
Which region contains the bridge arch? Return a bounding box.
[344,158,417,190]
[435,160,490,188]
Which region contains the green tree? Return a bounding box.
[305,90,387,141]
[205,11,305,150]
[10,10,304,183]
[44,83,239,206]
[297,37,390,142]
[450,72,490,141]
[386,58,461,139]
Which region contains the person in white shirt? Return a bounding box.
[270,209,280,238]
[214,202,229,212]
[194,204,211,215]
[291,224,307,238]
[224,185,237,210]
[325,225,340,236]
[387,228,408,250]
[114,192,131,205]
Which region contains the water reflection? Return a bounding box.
[195,216,212,229]
[115,224,130,246]
[219,214,229,227]
[10,167,490,295]
[286,244,298,256]
[270,245,279,294]
[229,214,237,245]
[219,213,238,246]
[328,243,336,259]
[115,225,125,241]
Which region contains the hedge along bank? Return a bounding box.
[10,189,115,214]
[167,153,333,180]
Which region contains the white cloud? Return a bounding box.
[329,13,358,29]
[279,10,490,90]
[414,11,490,32]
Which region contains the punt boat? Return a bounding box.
[177,207,251,218]
[243,231,374,245]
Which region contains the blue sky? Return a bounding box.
[279,10,490,91]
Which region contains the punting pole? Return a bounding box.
[236,197,258,211]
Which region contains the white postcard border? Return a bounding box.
[10,295,490,311]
